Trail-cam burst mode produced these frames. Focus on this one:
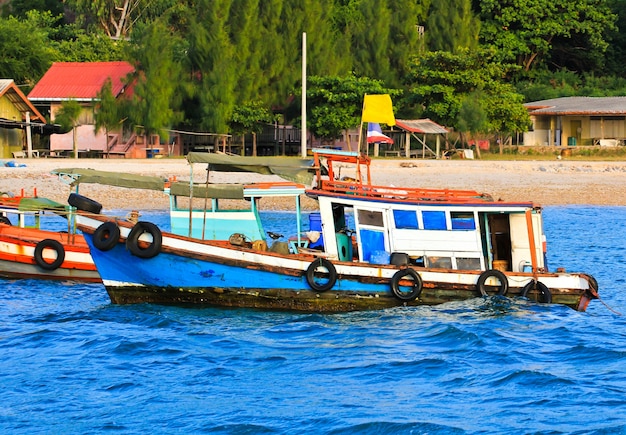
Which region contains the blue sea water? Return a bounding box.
[1,206,626,434]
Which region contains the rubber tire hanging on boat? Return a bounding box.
[33,239,65,270]
[126,221,162,259]
[477,269,509,296]
[521,280,552,303]
[68,193,103,214]
[93,222,121,251]
[0,215,11,225]
[390,269,423,301]
[305,258,337,292]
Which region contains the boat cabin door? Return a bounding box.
[484,213,512,271]
[354,207,390,263]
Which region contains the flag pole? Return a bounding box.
[357,94,366,155]
[301,32,307,158]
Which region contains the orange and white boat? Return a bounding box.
[0,189,100,282]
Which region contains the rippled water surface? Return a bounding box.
[2,206,626,434]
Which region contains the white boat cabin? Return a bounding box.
[309,149,546,273]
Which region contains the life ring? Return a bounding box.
[477,269,509,296]
[126,221,162,259]
[68,193,103,214]
[521,280,552,303]
[305,258,337,292]
[390,269,423,301]
[0,215,11,225]
[34,239,65,270]
[93,222,120,251]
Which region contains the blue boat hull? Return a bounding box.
[82,231,489,311]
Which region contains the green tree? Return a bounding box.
[603,0,626,77]
[0,12,56,85]
[186,0,237,134]
[53,29,127,62]
[456,91,487,157]
[94,78,123,156]
[65,0,177,39]
[54,100,83,158]
[405,50,530,140]
[387,0,430,87]
[350,0,392,83]
[229,101,276,156]
[127,20,184,146]
[303,74,401,149]
[478,0,617,71]
[426,0,479,53]
[2,0,64,17]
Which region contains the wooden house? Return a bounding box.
[0,79,46,159]
[524,97,626,147]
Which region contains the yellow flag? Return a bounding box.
[362,94,395,126]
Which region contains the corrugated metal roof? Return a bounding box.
[28,62,135,101]
[0,79,45,121]
[395,119,449,134]
[525,97,626,115]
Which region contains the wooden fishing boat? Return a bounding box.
[0,189,100,282]
[65,150,599,312]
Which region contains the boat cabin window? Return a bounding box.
[357,210,384,227]
[422,211,446,230]
[392,210,419,229]
[450,212,476,230]
[392,210,477,231]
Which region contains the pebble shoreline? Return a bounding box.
[1,158,625,210]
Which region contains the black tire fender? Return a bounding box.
[390,268,423,301]
[93,222,120,251]
[126,221,162,259]
[34,239,65,270]
[305,258,337,292]
[0,215,11,225]
[68,193,102,214]
[521,280,552,303]
[477,269,509,296]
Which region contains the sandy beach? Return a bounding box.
[1,157,625,210]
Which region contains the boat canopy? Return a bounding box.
[53,168,246,200]
[186,152,314,185]
[169,182,244,199]
[53,168,167,191]
[14,197,67,213]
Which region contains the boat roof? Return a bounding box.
[0,196,67,213]
[53,168,167,191]
[187,152,314,184]
[52,168,307,201]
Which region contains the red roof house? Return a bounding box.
[28,62,135,155]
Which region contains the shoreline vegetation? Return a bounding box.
[1,156,626,210]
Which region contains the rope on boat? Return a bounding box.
[596,295,622,316]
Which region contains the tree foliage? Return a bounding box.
[303,75,401,141]
[477,0,617,72]
[405,50,530,135]
[94,78,123,154]
[426,0,479,53]
[0,11,56,85]
[54,100,83,157]
[65,0,177,39]
[1,0,625,149]
[126,20,184,141]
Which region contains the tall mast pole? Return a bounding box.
[301,32,307,158]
